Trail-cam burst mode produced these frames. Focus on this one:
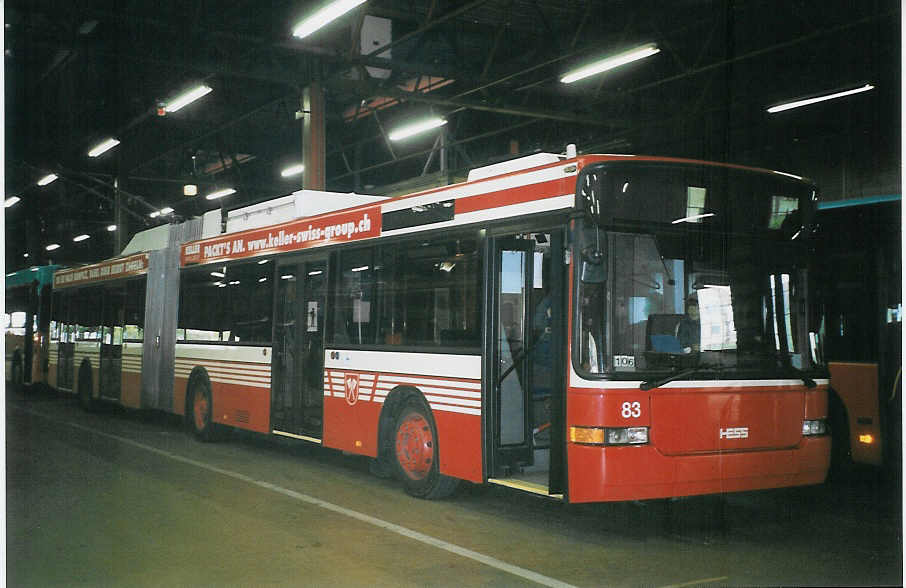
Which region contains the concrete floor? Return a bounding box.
[6,387,903,587]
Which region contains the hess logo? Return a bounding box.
[719,427,749,439]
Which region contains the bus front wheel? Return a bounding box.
[393,397,458,499]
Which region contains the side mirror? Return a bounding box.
[580,249,606,283]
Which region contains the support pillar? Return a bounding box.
[114,177,123,255]
[302,82,327,191]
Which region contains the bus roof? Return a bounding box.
[5,265,59,290]
[818,194,900,210]
[179,152,817,268]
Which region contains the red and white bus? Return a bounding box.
[50,150,831,502]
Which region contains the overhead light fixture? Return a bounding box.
[766,83,875,113]
[561,43,660,84]
[45,243,61,251]
[280,163,305,177]
[292,0,367,39]
[73,234,90,242]
[183,184,198,196]
[88,137,121,157]
[206,188,236,200]
[149,211,160,218]
[388,117,447,141]
[164,84,213,113]
[37,173,58,186]
[160,207,174,215]
[23,253,29,259]
[5,196,21,207]
[107,224,117,232]
[211,271,225,278]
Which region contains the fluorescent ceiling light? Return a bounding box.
[206,188,236,200]
[257,259,270,265]
[772,170,804,180]
[767,84,875,113]
[281,163,305,177]
[671,212,716,224]
[107,224,117,232]
[45,243,61,251]
[258,277,268,283]
[5,196,21,207]
[292,0,367,39]
[160,207,174,215]
[164,84,213,113]
[37,173,58,186]
[183,184,198,196]
[73,234,90,242]
[388,117,447,141]
[211,271,225,278]
[561,43,660,84]
[88,137,121,157]
[149,211,160,218]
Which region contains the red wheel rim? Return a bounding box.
[395,412,434,481]
[193,389,209,431]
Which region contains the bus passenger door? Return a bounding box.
[99,287,125,400]
[489,232,565,495]
[271,257,327,439]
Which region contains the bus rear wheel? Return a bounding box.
[78,362,95,412]
[393,397,458,499]
[9,351,24,393]
[188,377,219,442]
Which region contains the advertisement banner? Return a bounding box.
[181,206,382,266]
[53,253,150,289]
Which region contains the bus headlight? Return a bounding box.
[569,426,649,445]
[606,427,649,445]
[802,419,828,436]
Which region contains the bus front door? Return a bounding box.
[489,232,564,496]
[271,257,327,439]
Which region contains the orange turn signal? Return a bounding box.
[569,426,605,445]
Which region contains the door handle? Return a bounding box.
[155,335,161,349]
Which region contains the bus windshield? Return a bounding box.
[577,162,819,377]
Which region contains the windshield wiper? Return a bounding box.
[640,367,701,391]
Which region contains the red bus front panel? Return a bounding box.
[566,378,830,503]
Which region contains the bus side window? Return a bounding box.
[332,248,375,345]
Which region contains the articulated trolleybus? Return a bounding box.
[51,149,830,502]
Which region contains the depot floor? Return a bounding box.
[6,387,903,587]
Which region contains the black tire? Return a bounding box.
[188,375,218,442]
[392,396,459,499]
[78,362,95,412]
[9,351,24,394]
[827,391,852,481]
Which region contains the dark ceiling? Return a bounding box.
[4,0,901,270]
